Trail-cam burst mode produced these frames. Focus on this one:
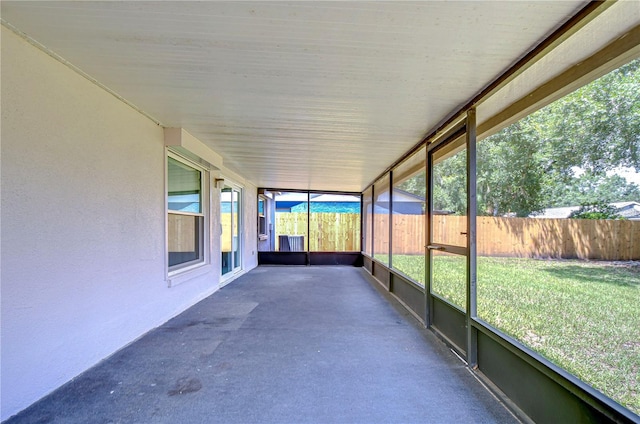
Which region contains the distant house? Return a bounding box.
[614,201,640,220]
[372,189,425,215]
[532,201,640,220]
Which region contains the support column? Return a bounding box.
[466,108,478,368]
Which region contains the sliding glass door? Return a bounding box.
[221,184,242,277]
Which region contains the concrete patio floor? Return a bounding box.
[6,266,518,424]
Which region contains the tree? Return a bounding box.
[568,201,625,220]
[397,171,425,198]
[477,118,545,217]
[544,172,640,207]
[432,149,466,215]
[543,59,640,175]
[398,59,639,218]
[475,58,640,216]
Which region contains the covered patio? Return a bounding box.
[2,1,639,422]
[4,266,516,424]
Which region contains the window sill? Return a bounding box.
[167,263,212,288]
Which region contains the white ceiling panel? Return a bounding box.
[1,1,590,191]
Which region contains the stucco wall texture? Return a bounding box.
[1,27,257,420]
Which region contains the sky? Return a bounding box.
[573,166,640,187]
[609,167,640,187]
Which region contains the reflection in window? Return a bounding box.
[168,157,201,213]
[167,156,204,270]
[392,147,426,285]
[258,197,267,238]
[167,214,202,267]
[221,186,241,275]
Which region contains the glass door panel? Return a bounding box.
[221,187,233,275]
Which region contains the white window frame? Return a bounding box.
[166,151,210,279]
[258,194,268,241]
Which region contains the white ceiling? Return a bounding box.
[1,1,594,192]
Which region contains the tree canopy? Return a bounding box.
[429,58,640,217]
[399,59,640,217]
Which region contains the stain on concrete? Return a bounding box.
[167,377,202,396]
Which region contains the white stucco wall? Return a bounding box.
[243,182,259,271]
[1,27,257,420]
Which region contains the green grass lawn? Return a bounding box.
[391,254,639,415]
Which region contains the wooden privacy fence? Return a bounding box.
[384,215,640,260]
[280,213,640,260]
[478,216,640,260]
[275,213,360,251]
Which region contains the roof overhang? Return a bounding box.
[2,1,638,191]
